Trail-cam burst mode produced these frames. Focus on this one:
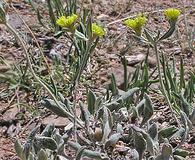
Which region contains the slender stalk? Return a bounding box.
[5,23,84,128]
[10,4,51,72]
[153,43,180,126]
[71,39,93,141]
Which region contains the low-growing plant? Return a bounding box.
[123,9,183,122]
[1,1,195,159]
[15,87,193,159]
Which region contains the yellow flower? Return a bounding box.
[124,15,147,36]
[92,23,105,37]
[56,14,78,28]
[164,8,181,22]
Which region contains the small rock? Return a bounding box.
[2,107,19,121]
[108,64,135,87]
[125,54,145,66]
[125,54,157,67]
[42,115,70,128]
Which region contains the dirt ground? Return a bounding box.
[0,0,194,159]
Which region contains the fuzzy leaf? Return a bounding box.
[41,99,68,117]
[14,139,25,159]
[158,126,178,140]
[24,126,40,159]
[132,125,156,156]
[136,99,145,116]
[87,89,96,114]
[173,149,189,158]
[130,149,139,160]
[105,133,122,150]
[190,108,195,125]
[116,123,124,134]
[162,143,173,159]
[68,141,109,159]
[134,132,146,159]
[38,149,48,160]
[41,124,55,137]
[140,94,154,126]
[118,87,139,102]
[35,136,58,151]
[76,146,87,160]
[101,120,111,143]
[173,155,185,160]
[28,152,34,160]
[170,127,185,139]
[148,123,158,140]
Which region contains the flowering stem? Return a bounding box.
[10,4,51,72]
[153,42,180,126]
[5,22,84,128]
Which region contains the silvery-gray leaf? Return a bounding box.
[173,155,185,160]
[35,136,58,151]
[119,107,128,120]
[38,149,48,160]
[129,149,139,160]
[189,108,195,125]
[140,94,154,127]
[173,149,189,158]
[180,111,192,129]
[41,124,54,137]
[117,123,124,134]
[14,139,25,159]
[148,123,158,140]
[28,152,34,160]
[134,132,146,159]
[162,143,173,159]
[41,99,70,117]
[105,133,122,150]
[158,126,178,140]
[76,146,87,160]
[170,127,185,139]
[118,87,139,102]
[87,89,96,114]
[101,121,111,143]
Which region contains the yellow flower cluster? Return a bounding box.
[92,23,105,37]
[56,14,78,28]
[124,15,147,36]
[164,8,181,22]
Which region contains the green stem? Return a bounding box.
[5,23,84,128]
[153,43,180,126]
